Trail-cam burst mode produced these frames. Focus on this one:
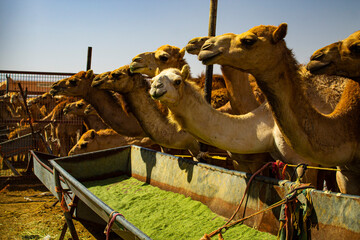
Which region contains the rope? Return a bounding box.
[175,155,340,172]
[201,184,313,240]
[104,211,124,240]
[55,186,70,212]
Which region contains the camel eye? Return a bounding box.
[159,55,169,62]
[241,38,256,46]
[111,72,123,79]
[349,42,360,54]
[174,79,181,85]
[69,79,77,86]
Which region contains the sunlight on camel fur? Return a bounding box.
[198,23,360,195]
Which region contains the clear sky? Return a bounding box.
[0,0,359,76]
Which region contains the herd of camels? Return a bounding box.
[4,23,360,196]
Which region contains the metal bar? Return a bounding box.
[17,83,35,134]
[86,47,92,71]
[3,158,20,176]
[0,70,77,76]
[54,169,80,240]
[201,0,218,152]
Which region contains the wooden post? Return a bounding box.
[201,0,218,153]
[86,46,92,71]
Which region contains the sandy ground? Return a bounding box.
[0,179,97,240]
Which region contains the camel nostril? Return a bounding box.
[156,82,164,89]
[310,52,324,61]
[201,43,213,51]
[132,57,142,63]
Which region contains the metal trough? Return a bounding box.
[31,145,360,239]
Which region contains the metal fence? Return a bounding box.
[0,70,79,176]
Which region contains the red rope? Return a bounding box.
[104,211,124,240]
[55,186,69,212]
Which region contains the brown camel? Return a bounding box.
[50,70,145,137]
[68,128,158,155]
[187,36,347,114]
[150,65,321,184]
[91,65,204,159]
[129,44,229,109]
[198,23,360,195]
[186,36,264,114]
[63,99,108,131]
[307,30,360,81]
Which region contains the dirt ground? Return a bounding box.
[0,179,97,240]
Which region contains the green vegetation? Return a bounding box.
[85,176,276,240]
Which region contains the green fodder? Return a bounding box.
[85,176,276,240]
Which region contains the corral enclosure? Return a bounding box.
[0,70,82,176]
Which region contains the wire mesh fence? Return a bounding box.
[0,70,83,176]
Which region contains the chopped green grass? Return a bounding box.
[85,176,276,240]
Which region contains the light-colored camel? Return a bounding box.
[63,99,109,131]
[130,44,229,109]
[198,23,360,195]
[149,65,322,184]
[307,30,360,81]
[50,70,145,137]
[91,65,203,159]
[129,44,272,170]
[68,128,158,155]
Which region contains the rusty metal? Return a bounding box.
[32,146,360,239]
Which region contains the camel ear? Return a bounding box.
[179,47,186,58]
[155,68,161,76]
[181,64,190,80]
[86,69,94,79]
[272,23,287,43]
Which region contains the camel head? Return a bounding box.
[92,65,144,93]
[307,30,360,79]
[68,129,97,155]
[63,99,87,116]
[84,104,97,115]
[50,70,94,97]
[185,36,211,55]
[198,23,289,74]
[130,45,186,77]
[150,65,190,105]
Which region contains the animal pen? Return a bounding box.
[0,70,80,177]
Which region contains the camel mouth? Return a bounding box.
[198,51,222,65]
[129,63,146,73]
[307,60,332,74]
[149,88,167,100]
[185,45,200,55]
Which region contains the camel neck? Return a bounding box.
[123,83,198,150]
[221,66,260,114]
[168,82,274,153]
[85,87,145,137]
[252,52,360,164]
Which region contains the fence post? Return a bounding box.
[86,47,92,71]
[201,0,218,153]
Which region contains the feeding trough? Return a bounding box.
[31,145,360,239]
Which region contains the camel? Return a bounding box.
[150,65,323,183]
[68,128,159,155]
[197,23,360,195]
[50,70,146,137]
[186,36,264,114]
[91,65,204,159]
[129,44,229,109]
[307,30,360,81]
[186,36,347,115]
[63,99,109,131]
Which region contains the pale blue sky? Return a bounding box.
[0,0,359,76]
